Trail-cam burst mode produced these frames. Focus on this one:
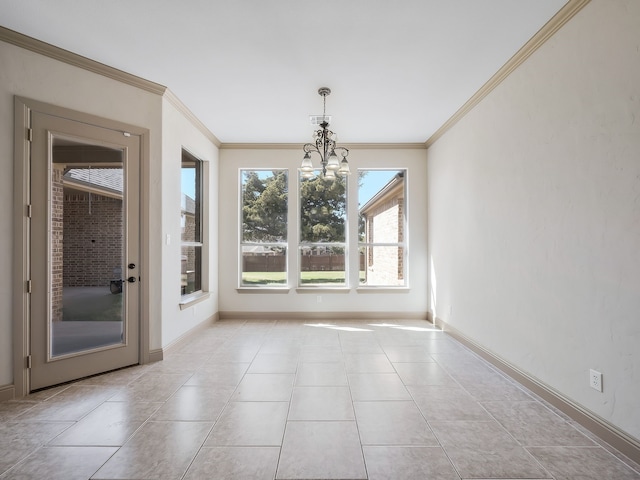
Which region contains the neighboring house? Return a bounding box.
[181,193,197,293]
[51,163,124,321]
[60,166,124,287]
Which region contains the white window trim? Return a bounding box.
[181,149,207,298]
[298,170,349,288]
[357,168,408,289]
[239,168,289,288]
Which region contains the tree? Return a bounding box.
[300,175,346,243]
[357,170,368,241]
[242,170,288,242]
[242,170,349,244]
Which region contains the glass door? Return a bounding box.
[29,112,140,390]
[51,141,125,356]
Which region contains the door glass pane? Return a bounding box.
[51,137,125,357]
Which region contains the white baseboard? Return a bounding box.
[153,312,220,359]
[431,314,640,465]
[148,348,163,363]
[218,311,428,321]
[0,384,15,402]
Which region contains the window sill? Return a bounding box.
[356,287,410,293]
[236,287,291,294]
[296,287,351,294]
[179,291,211,310]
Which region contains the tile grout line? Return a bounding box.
[341,329,371,480]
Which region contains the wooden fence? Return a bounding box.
[243,254,365,272]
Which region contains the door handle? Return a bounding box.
[128,263,136,269]
[127,276,137,283]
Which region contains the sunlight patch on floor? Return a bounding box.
[304,323,373,332]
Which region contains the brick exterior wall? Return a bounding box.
[51,167,64,322]
[63,192,123,287]
[182,211,197,279]
[363,195,404,286]
[181,206,201,294]
[397,199,404,281]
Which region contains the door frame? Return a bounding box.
[13,96,151,396]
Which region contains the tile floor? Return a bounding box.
[1,318,639,480]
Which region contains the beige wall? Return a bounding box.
[161,96,219,346]
[0,36,219,390]
[427,0,640,441]
[218,147,427,317]
[0,39,158,387]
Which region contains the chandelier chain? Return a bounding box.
[323,91,327,122]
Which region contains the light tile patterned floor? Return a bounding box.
[1,319,639,479]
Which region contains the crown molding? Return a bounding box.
[0,26,167,96]
[0,26,222,147]
[220,142,427,150]
[1,0,589,153]
[425,0,591,148]
[163,89,221,147]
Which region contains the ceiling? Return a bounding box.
[0,0,568,144]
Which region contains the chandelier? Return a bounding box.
[300,87,351,180]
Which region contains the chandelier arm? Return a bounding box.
[335,146,349,157]
[316,134,325,156]
[303,143,321,156]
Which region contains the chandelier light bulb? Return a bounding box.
[301,154,314,173]
[338,156,351,176]
[326,150,340,171]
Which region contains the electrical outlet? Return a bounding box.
[317,295,322,303]
[589,369,603,392]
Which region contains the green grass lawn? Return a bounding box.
[242,271,364,285]
[242,272,288,285]
[300,271,346,284]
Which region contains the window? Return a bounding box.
[181,151,203,295]
[240,169,288,286]
[358,169,407,286]
[299,172,347,286]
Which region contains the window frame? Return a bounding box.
[357,168,408,288]
[180,149,204,298]
[298,169,349,288]
[239,168,289,288]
